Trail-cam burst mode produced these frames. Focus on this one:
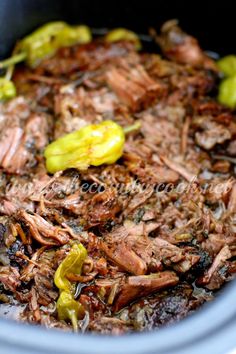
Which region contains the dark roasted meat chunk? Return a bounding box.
[115,271,179,311]
[0,97,52,175]
[154,19,217,70]
[107,60,165,111]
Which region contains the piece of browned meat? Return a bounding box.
[107,60,165,111]
[0,98,52,175]
[114,271,179,311]
[153,19,217,70]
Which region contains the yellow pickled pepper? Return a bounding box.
[54,243,87,331]
[105,28,141,50]
[217,55,236,109]
[44,120,125,174]
[0,21,92,69]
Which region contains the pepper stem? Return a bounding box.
[123,121,141,134]
[0,52,27,69]
[70,311,78,332]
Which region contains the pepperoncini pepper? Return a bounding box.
[218,76,236,109]
[44,120,125,174]
[57,291,85,332]
[0,78,16,101]
[54,243,87,292]
[54,243,87,331]
[217,55,236,78]
[105,28,141,50]
[217,55,236,109]
[0,22,92,69]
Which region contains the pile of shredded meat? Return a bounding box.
[0,20,236,334]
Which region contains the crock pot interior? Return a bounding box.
[0,1,236,353]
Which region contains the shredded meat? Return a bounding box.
[101,241,147,276]
[115,271,179,311]
[0,21,236,335]
[0,266,20,291]
[153,19,217,70]
[106,60,165,111]
[0,98,52,174]
[198,246,232,289]
[17,210,72,246]
[194,119,231,150]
